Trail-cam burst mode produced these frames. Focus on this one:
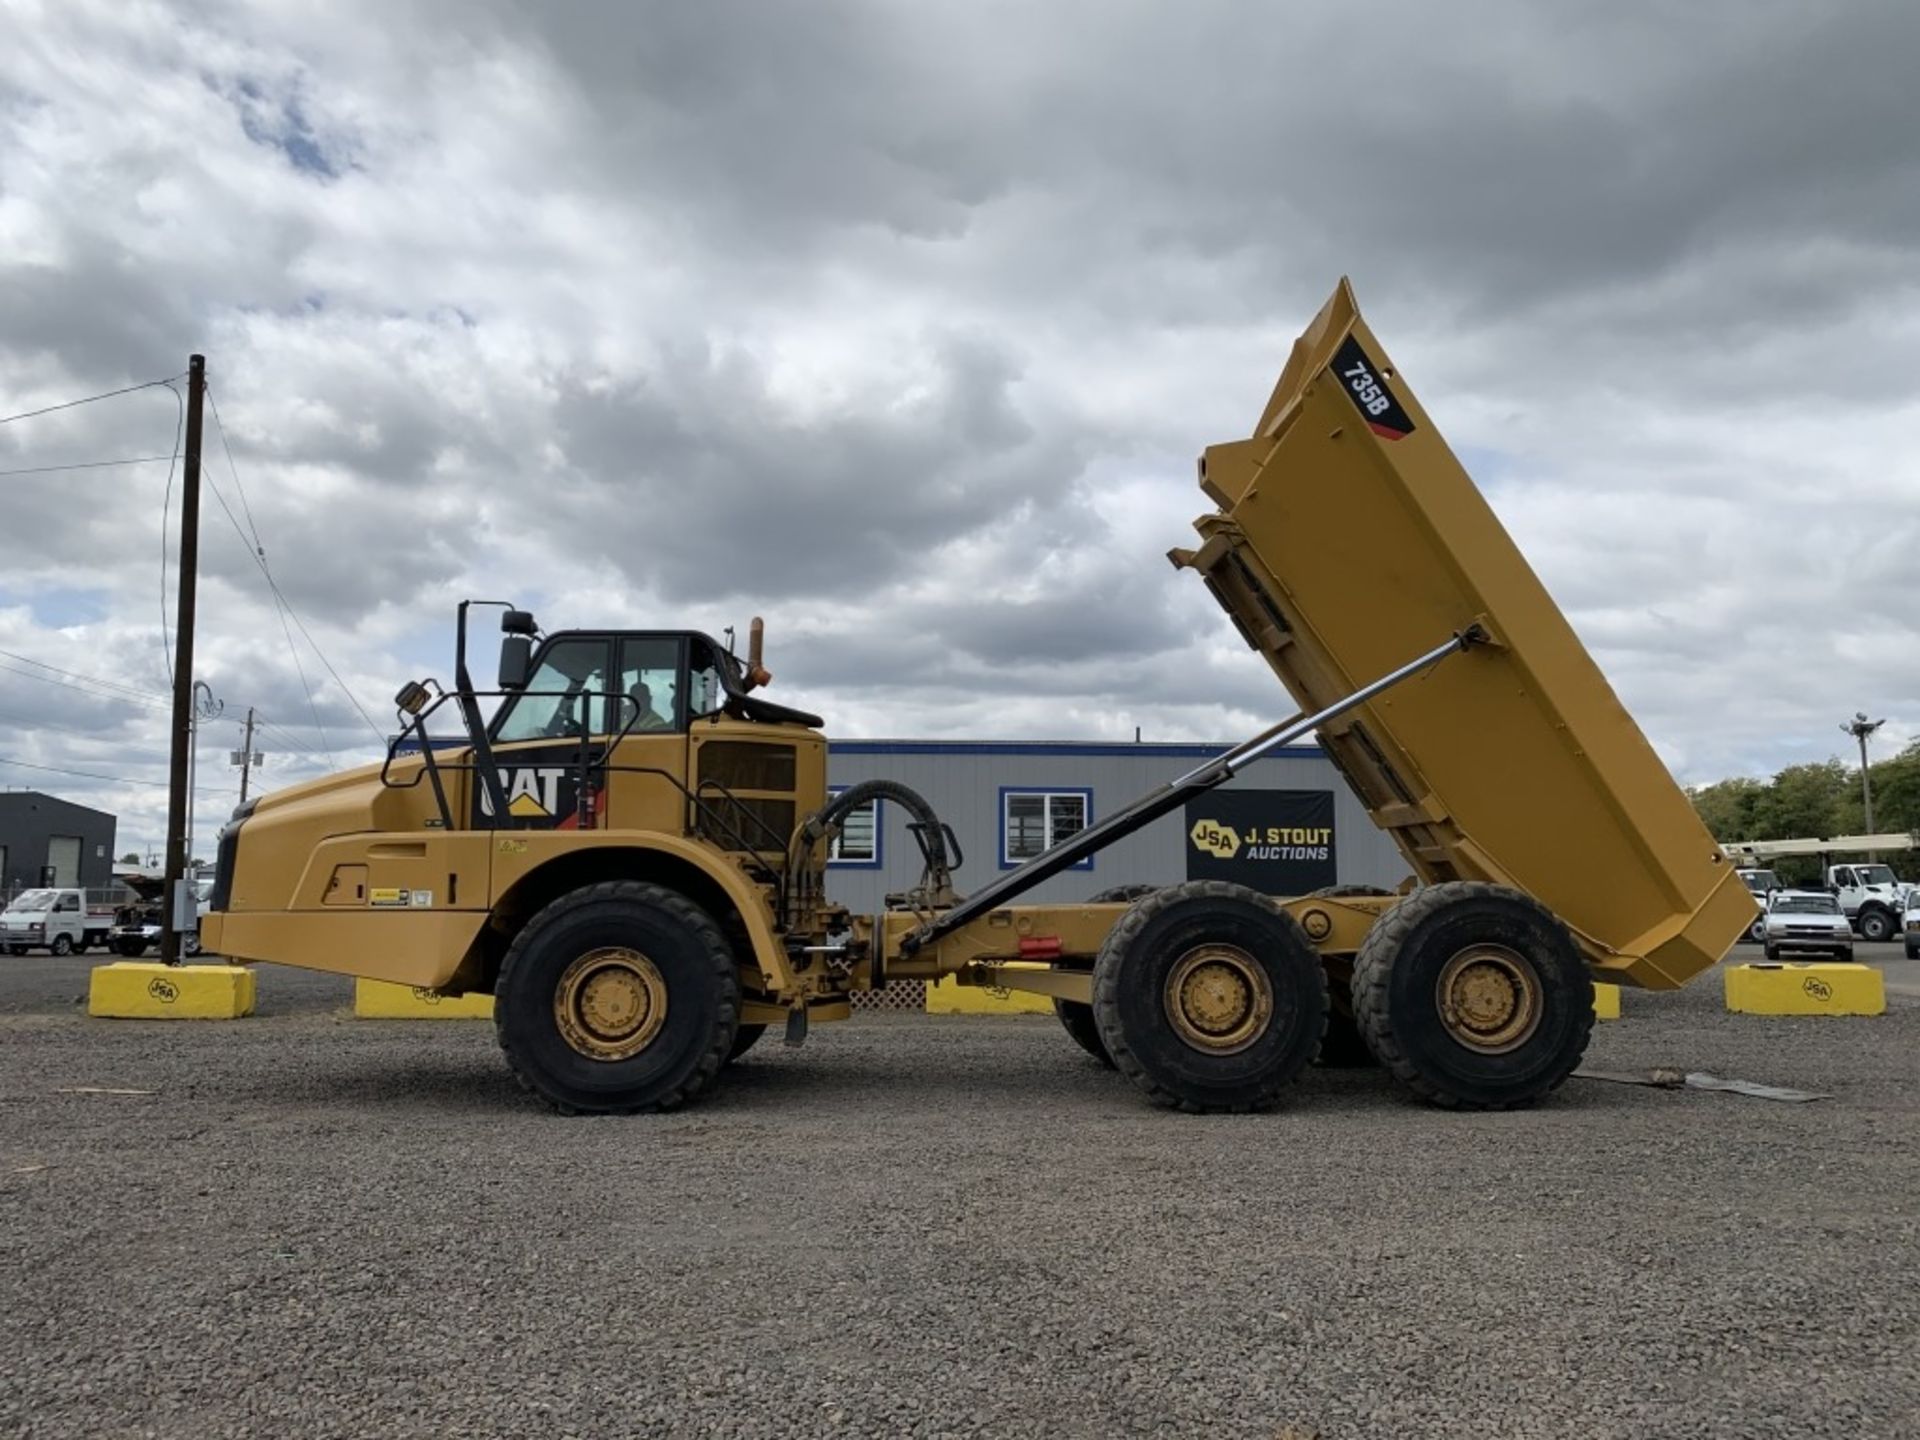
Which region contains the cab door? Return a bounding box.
[472,633,693,835]
[473,633,618,830]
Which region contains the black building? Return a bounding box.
[0,791,117,894]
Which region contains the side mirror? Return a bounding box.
[498,633,533,691]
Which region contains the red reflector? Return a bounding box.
[1017,936,1062,959]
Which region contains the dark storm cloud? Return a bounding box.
[546,332,1089,601]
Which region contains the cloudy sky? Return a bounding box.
[2,0,1917,860]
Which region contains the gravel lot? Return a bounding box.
[2,955,1916,1439]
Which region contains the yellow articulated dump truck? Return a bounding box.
[201,280,1754,1115]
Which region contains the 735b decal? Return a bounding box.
[1330,334,1415,441]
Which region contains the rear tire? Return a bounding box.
[1053,999,1115,1068]
[1315,983,1377,1068]
[495,881,739,1114]
[1092,881,1327,1113]
[1858,909,1894,943]
[1351,882,1593,1110]
[726,1024,767,1063]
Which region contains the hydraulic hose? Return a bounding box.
[793,778,955,894]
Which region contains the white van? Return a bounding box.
[2,889,115,955]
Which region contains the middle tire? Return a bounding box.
[1351,881,1593,1110]
[1091,880,1328,1113]
[1053,883,1168,1069]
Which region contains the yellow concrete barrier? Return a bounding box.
[1593,983,1621,1021]
[925,974,1052,1015]
[88,963,255,1019]
[1724,962,1885,1017]
[354,978,496,1019]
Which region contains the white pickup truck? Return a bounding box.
[1826,862,1909,943]
[1,888,116,955]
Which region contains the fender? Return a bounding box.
[489,829,794,991]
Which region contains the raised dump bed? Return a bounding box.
[1174,279,1753,989]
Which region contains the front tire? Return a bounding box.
[495,881,739,1114]
[1857,909,1894,943]
[113,937,149,958]
[1091,881,1327,1113]
[50,935,72,957]
[1352,882,1593,1110]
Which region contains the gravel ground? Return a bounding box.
[1,957,1916,1439]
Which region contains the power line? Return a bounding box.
[0,659,172,711]
[203,397,380,750]
[0,454,176,478]
[0,375,183,428]
[204,387,263,553]
[0,754,230,795]
[157,379,184,686]
[0,706,149,744]
[0,647,169,704]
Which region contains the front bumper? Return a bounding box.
[1765,929,1854,952]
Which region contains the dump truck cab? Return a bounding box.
[205,279,1752,1120]
[207,610,831,1007]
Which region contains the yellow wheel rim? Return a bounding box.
[1435,945,1542,1054]
[553,947,669,1061]
[1163,945,1273,1055]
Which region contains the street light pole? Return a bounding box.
[1841,712,1886,861]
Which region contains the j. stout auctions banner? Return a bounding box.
[1183,790,1337,893]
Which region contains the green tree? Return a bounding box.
[1835,740,1920,836]
[1749,759,1850,839]
[119,851,141,865]
[1688,777,1765,841]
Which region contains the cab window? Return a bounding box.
[687,638,725,721]
[494,639,613,743]
[616,637,684,733]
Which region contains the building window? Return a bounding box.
[826,788,882,869]
[999,789,1092,870]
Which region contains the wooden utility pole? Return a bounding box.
[160,355,205,967]
[236,707,259,804]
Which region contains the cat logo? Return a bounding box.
[480,767,568,820]
[1189,818,1240,860]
